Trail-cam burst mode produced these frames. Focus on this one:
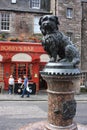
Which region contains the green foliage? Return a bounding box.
[0,33,6,41]
[80,87,87,93]
[0,32,42,42]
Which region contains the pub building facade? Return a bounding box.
[0,0,51,93]
[1,0,87,88]
[0,41,49,93]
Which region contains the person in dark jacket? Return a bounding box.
[21,75,30,98]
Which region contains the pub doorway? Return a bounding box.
[39,54,49,90]
[39,64,47,90]
[39,74,47,90]
[11,63,32,81]
[10,63,33,94]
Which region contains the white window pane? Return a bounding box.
[67,8,73,18]
[32,0,40,9]
[11,0,16,3]
[1,13,10,31]
[34,16,41,33]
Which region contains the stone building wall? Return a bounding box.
[0,11,37,39]
[10,12,34,38]
[51,0,85,84]
[57,0,82,54]
[50,0,58,15]
[50,0,56,14]
[81,2,87,71]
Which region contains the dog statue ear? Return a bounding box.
[39,17,43,25]
[55,16,60,25]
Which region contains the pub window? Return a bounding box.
[0,13,10,31]
[30,0,40,9]
[11,63,32,80]
[0,63,4,80]
[66,8,73,19]
[11,64,16,79]
[28,64,32,79]
[18,64,26,79]
[40,65,45,71]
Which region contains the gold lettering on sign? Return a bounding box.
[1,46,17,51]
[23,46,34,51]
[23,47,28,51]
[0,45,34,52]
[19,47,22,51]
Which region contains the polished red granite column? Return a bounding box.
[45,78,77,130]
[41,62,80,130]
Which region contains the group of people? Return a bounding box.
[8,75,30,97]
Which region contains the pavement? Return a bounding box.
[0,91,87,101]
[19,121,87,130]
[0,91,87,130]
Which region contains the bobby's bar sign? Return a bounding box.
[0,45,34,52]
[0,44,44,52]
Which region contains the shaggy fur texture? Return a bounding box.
[39,15,80,66]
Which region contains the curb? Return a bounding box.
[0,94,87,101]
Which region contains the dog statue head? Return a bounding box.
[39,15,60,36]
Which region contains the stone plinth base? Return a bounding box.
[45,123,77,130]
[19,121,87,130]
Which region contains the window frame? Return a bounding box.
[0,13,10,32]
[34,16,41,34]
[66,8,73,19]
[66,32,73,41]
[11,63,32,80]
[30,0,41,9]
[0,63,4,81]
[11,0,16,4]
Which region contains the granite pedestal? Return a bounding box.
[40,62,80,130]
[19,63,87,130]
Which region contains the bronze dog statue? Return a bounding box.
[39,15,80,66]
